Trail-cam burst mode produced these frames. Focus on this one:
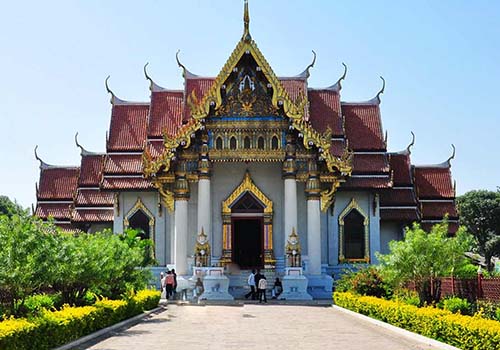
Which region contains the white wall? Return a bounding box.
[379,222,403,255]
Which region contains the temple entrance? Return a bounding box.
[232,217,263,269]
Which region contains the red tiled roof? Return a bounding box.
[75,189,114,207]
[279,79,306,102]
[107,104,149,152]
[146,140,165,160]
[79,154,105,187]
[380,208,419,221]
[352,153,389,174]
[184,78,214,121]
[55,223,80,233]
[308,90,342,136]
[379,188,417,206]
[342,103,385,151]
[38,167,79,200]
[421,201,458,219]
[101,177,154,190]
[414,166,454,199]
[390,152,412,186]
[73,209,114,223]
[35,203,72,220]
[104,154,143,174]
[148,90,184,138]
[341,176,392,189]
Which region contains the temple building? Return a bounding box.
[34,2,458,298]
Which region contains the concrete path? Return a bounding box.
[77,304,446,350]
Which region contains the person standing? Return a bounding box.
[165,270,175,300]
[254,269,264,301]
[258,275,267,303]
[244,269,256,300]
[171,268,178,300]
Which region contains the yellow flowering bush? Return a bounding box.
[334,292,500,350]
[0,290,160,350]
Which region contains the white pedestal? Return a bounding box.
[278,267,312,300]
[193,267,233,301]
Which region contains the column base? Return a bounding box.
[278,267,312,300]
[306,274,334,299]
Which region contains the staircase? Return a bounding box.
[228,269,278,299]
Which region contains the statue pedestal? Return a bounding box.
[278,267,312,300]
[192,267,233,301]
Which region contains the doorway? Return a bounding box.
[232,218,263,269]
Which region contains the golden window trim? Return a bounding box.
[338,198,370,263]
[123,197,156,247]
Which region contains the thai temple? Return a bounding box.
[34,1,458,299]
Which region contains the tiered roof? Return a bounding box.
[34,2,457,233]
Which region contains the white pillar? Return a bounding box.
[307,199,322,275]
[174,200,188,275]
[197,178,211,238]
[284,178,298,242]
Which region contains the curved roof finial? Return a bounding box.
[376,76,385,101]
[104,75,115,104]
[446,144,456,166]
[34,145,48,169]
[243,0,251,41]
[143,62,153,84]
[338,62,348,83]
[176,50,187,78]
[406,131,415,153]
[74,132,88,154]
[304,50,316,78]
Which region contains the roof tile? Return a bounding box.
[73,209,114,223]
[79,154,105,187]
[414,166,454,199]
[38,167,79,200]
[75,189,114,206]
[101,177,154,190]
[343,103,385,150]
[104,154,143,174]
[148,90,184,138]
[35,203,72,220]
[390,152,412,186]
[352,153,389,174]
[308,90,342,136]
[107,104,149,152]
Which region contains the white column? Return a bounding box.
[307,199,322,275]
[197,178,211,238]
[174,200,188,275]
[284,178,298,241]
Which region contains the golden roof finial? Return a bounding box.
[243,0,251,41]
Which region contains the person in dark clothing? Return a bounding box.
[171,269,178,300]
[254,269,264,301]
[271,277,282,299]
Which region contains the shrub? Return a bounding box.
[391,289,420,307]
[19,294,58,318]
[334,292,500,350]
[335,267,392,298]
[440,297,472,315]
[496,308,500,322]
[0,290,160,350]
[474,300,500,321]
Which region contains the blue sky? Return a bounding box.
[1,0,499,208]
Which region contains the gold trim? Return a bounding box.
[123,197,156,258]
[221,171,273,215]
[320,177,342,212]
[338,198,370,263]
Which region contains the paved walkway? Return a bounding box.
[78,304,446,350]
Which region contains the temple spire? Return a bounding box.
[243,0,251,41]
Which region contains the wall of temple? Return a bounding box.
[88,223,113,234]
[379,221,404,255]
[327,191,381,272]
[113,191,169,266]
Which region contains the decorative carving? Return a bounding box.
[221,171,272,215]
[338,198,370,263]
[123,197,155,258]
[194,227,211,267]
[320,177,342,212]
[285,227,302,267]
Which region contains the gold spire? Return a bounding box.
[243,0,251,41]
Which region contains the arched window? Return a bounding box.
[215,136,223,150]
[129,209,150,240]
[257,136,265,150]
[271,135,279,150]
[230,136,237,150]
[338,198,369,263]
[244,136,251,149]
[344,210,365,259]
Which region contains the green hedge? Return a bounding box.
[0,290,160,350]
[334,292,500,350]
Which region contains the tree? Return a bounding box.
[457,190,500,271]
[377,221,472,305]
[0,195,27,217]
